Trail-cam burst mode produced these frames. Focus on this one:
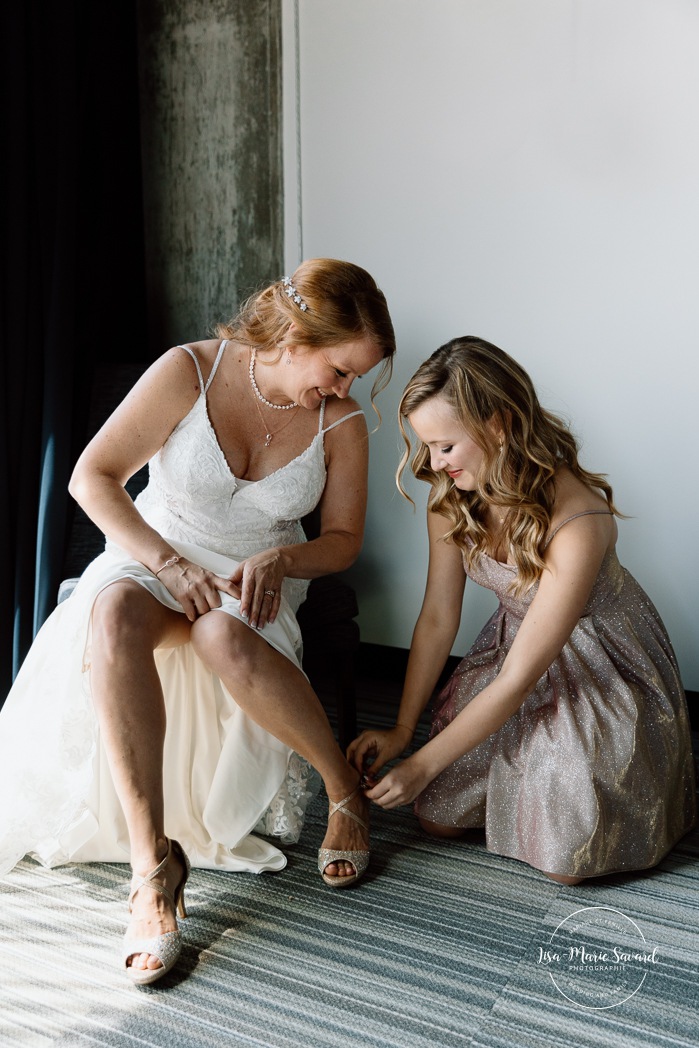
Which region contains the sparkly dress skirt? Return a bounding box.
[415,550,696,878]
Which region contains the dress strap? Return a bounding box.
[204,340,228,393]
[322,408,364,435]
[177,345,205,395]
[177,340,228,396]
[544,510,614,548]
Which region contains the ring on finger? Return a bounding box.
[264,589,275,598]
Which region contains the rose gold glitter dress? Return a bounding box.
[415,512,697,878]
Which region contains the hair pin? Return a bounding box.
[282,276,309,312]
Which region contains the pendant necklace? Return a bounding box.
[247,346,300,446]
[250,386,300,446]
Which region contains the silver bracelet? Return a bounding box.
[155,555,180,577]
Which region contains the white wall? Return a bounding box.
[283,0,699,688]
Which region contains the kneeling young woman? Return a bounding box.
[350,336,695,884]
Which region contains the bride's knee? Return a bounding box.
[92,582,155,654]
[418,817,468,839]
[190,612,256,676]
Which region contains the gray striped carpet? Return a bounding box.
[1,785,698,1047]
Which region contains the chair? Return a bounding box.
[296,564,359,751]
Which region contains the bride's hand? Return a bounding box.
[229,548,287,629]
[156,559,242,622]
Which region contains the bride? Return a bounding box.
[0,258,395,984]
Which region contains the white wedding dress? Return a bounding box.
[0,341,362,875]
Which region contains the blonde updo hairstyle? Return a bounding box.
[217,258,396,405]
[398,337,620,593]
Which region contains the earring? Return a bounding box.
[285,352,292,365]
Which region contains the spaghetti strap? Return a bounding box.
[177,340,228,396]
[204,340,228,393]
[544,509,614,548]
[177,345,205,395]
[322,408,364,435]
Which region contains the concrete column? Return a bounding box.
[137,0,283,351]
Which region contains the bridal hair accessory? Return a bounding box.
[249,347,299,410]
[282,277,309,312]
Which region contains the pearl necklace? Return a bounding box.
[249,347,298,410]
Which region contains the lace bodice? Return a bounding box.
[129,342,361,610]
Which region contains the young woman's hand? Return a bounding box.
[347,724,414,777]
[363,754,432,809]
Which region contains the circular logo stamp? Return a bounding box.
[536,906,659,1010]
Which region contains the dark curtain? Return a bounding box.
[0,2,148,701]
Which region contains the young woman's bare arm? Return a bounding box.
[367,510,614,807]
[348,508,466,774]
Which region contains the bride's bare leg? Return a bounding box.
[90,581,190,970]
[190,613,367,877]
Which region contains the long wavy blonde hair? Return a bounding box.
[217,258,396,406]
[398,337,620,593]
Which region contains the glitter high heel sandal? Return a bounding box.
[123,838,191,986]
[318,786,370,889]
